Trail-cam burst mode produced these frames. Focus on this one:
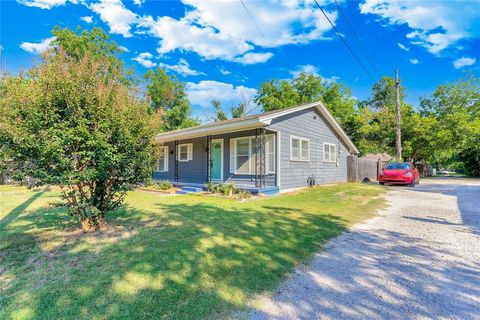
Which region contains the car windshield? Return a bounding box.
[384,163,410,170]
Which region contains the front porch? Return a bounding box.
[153,127,279,193]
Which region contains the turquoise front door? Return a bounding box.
[211,141,222,181]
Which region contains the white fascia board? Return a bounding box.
[155,118,267,143]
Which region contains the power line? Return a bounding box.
[333,0,380,77]
[313,0,375,82]
[239,0,267,42]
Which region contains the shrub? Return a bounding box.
[157,181,173,190]
[205,182,241,197]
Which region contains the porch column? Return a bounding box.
[206,135,211,182]
[254,128,266,188]
[174,140,179,182]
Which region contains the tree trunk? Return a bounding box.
[81,216,106,232]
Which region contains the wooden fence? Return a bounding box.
[347,155,384,182]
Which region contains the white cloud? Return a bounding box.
[118,45,129,52]
[409,58,419,64]
[233,52,273,64]
[133,0,144,6]
[219,66,231,75]
[182,0,336,47]
[360,0,480,54]
[137,0,336,63]
[132,52,157,68]
[90,0,137,37]
[20,37,56,54]
[80,16,93,23]
[17,0,67,9]
[185,80,257,109]
[453,57,476,69]
[398,43,409,51]
[159,58,205,77]
[290,64,339,83]
[138,15,253,61]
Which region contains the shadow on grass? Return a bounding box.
[0,194,347,319]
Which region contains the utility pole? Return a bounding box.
[395,68,402,160]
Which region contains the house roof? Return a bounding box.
[155,101,359,154]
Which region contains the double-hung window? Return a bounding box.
[323,143,337,162]
[265,135,275,174]
[178,143,193,162]
[156,146,169,172]
[236,138,251,174]
[231,135,276,174]
[290,136,309,161]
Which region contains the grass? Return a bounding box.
[0,183,385,320]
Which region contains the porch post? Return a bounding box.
[254,128,266,188]
[206,135,211,182]
[174,140,179,182]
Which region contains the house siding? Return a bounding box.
[268,108,349,190]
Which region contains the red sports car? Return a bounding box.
[379,162,420,187]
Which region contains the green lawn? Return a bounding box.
[0,183,385,320]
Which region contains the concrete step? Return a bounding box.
[181,186,204,193]
[175,190,191,195]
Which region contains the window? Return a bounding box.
[290,136,309,161]
[236,138,251,174]
[178,143,193,162]
[266,135,275,174]
[323,143,337,162]
[230,135,276,174]
[156,146,168,172]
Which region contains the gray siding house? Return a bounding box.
[153,101,359,194]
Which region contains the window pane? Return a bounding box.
[158,159,164,171]
[237,155,250,173]
[301,140,309,151]
[301,140,309,160]
[179,145,188,160]
[267,136,274,152]
[330,145,336,162]
[292,139,300,149]
[237,139,249,156]
[292,148,300,159]
[268,155,274,172]
[301,148,308,160]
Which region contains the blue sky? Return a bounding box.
[1,0,479,120]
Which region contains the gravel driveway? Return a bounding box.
[245,178,480,320]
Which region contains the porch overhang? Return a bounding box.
[155,118,271,143]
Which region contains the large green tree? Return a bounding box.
[420,76,480,175]
[0,28,161,231]
[145,68,199,131]
[211,99,228,122]
[255,72,357,130]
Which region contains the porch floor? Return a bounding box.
[154,180,279,196]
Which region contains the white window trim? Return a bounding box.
[323,142,337,163]
[155,146,169,172]
[231,134,276,175]
[210,139,224,181]
[178,143,193,162]
[290,135,310,162]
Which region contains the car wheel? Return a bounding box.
[379,182,385,185]
[409,182,415,187]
